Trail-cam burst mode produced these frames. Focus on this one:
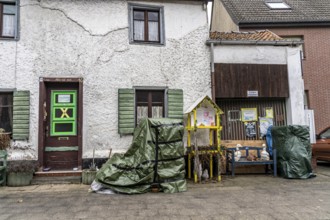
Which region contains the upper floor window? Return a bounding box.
[0,1,17,39]
[129,4,165,45]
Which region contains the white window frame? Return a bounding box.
[128,3,165,45]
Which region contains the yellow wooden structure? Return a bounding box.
[185,95,223,183]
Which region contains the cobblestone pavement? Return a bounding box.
[1,163,330,220]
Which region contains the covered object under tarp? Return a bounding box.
[94,118,186,194]
[271,125,314,179]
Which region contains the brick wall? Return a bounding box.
[241,27,330,133]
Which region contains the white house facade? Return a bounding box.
[0,0,211,170]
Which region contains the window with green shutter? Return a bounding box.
[12,91,30,140]
[118,88,183,135]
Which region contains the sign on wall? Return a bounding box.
[247,90,259,97]
[241,108,258,122]
[245,122,256,138]
[259,117,273,137]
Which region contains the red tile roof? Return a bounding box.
[210,30,284,41]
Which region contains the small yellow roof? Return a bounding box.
[184,95,223,114]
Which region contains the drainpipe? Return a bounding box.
[210,42,216,102]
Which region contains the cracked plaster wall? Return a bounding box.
[0,0,211,159]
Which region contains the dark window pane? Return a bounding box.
[0,93,13,133]
[0,107,13,133]
[152,91,163,105]
[133,10,145,20]
[148,12,159,21]
[136,91,149,104]
[54,123,73,133]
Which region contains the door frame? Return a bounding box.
[38,77,83,169]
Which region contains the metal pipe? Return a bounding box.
[210,43,216,102]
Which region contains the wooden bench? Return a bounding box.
[226,146,277,177]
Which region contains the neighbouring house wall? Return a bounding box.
[213,45,287,64]
[213,45,305,125]
[240,27,330,133]
[0,0,211,159]
[211,0,238,32]
[285,47,305,125]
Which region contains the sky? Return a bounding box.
[207,2,213,26]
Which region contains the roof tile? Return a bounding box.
[209,30,284,41]
[220,0,330,24]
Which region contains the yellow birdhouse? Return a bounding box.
[185,95,223,183]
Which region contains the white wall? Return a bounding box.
[213,44,305,125]
[213,45,287,64]
[0,0,211,159]
[285,47,305,125]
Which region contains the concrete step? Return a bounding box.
[32,170,82,185]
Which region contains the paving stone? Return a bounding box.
[1,163,330,219]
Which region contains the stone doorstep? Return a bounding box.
[35,170,82,177]
[32,170,83,185]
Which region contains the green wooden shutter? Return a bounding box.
[13,91,30,140]
[118,89,135,134]
[167,89,183,119]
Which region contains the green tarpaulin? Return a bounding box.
[95,118,187,194]
[271,125,314,179]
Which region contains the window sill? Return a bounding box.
[0,37,18,41]
[129,41,165,47]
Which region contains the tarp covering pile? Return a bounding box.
[271,125,314,179]
[94,118,186,194]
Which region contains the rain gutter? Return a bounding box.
[239,21,330,28]
[210,43,215,101]
[206,40,303,46]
